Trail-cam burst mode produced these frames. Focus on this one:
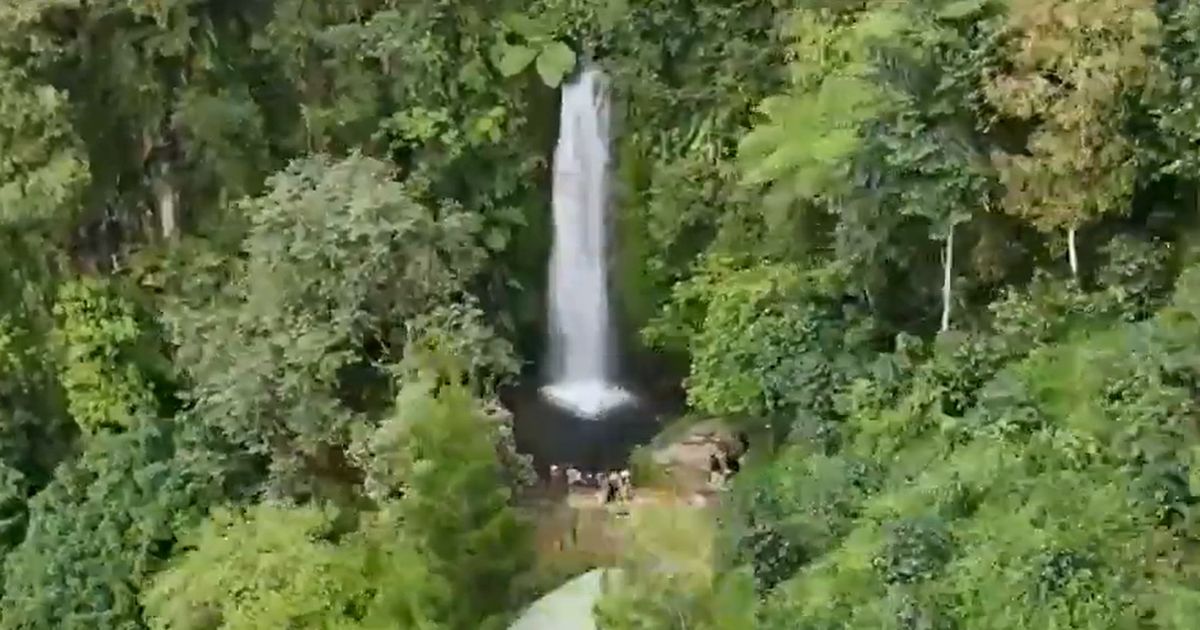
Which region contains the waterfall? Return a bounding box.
[541,68,633,418]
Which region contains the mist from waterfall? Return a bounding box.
[541,68,632,418]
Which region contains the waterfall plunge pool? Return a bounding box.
[505,381,670,475]
[540,380,634,419]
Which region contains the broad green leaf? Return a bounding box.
[852,8,909,44]
[495,205,527,226]
[495,43,538,78]
[937,0,988,20]
[501,12,547,38]
[597,0,630,31]
[536,41,577,87]
[484,227,509,252]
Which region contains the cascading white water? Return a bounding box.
[541,68,633,418]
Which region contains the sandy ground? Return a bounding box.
[530,418,737,563]
[516,419,749,628]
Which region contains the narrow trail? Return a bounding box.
[531,489,719,574]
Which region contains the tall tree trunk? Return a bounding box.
[940,226,954,332]
[1067,226,1079,279]
[154,161,179,242]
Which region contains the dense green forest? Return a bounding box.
[2,0,1200,628]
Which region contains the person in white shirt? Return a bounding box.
[619,469,633,502]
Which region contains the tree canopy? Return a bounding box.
[0,0,1199,628]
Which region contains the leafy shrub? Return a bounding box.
[0,421,228,629]
[375,381,535,629]
[1097,234,1172,320]
[647,258,872,438]
[52,278,164,434]
[733,449,879,590]
[873,517,954,585]
[988,273,1109,350]
[596,507,759,630]
[0,461,25,593]
[143,503,448,629]
[166,155,493,492]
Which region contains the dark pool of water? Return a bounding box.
[502,379,681,476]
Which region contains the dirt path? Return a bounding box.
[529,418,739,568]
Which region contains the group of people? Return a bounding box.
[543,430,751,503]
[708,431,750,488]
[547,465,634,505]
[600,469,633,505]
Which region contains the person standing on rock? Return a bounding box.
[548,464,564,498]
[603,471,621,504]
[566,466,583,487]
[709,451,725,488]
[724,448,741,478]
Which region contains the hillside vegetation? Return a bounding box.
[1,1,1200,629]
